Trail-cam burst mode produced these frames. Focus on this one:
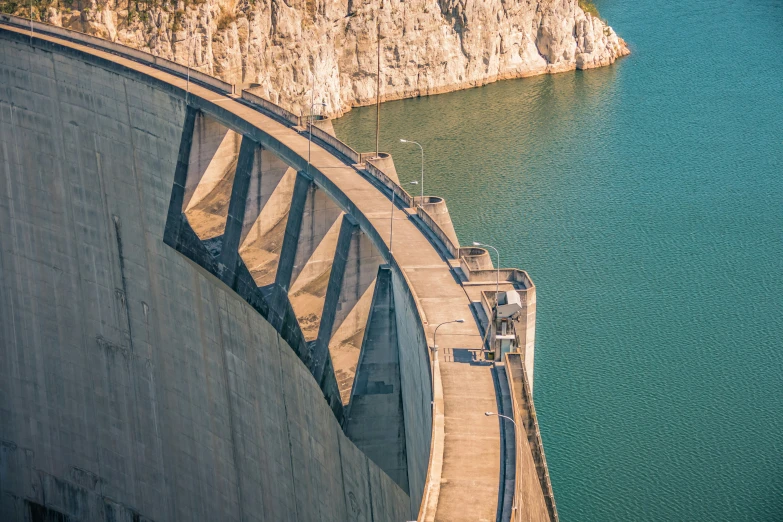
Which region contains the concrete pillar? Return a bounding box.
[218,137,258,286]
[328,228,385,403]
[310,214,358,386]
[287,185,345,341]
[183,113,242,239]
[274,173,313,291]
[344,266,409,494]
[163,106,198,247]
[237,167,298,286]
[240,148,292,246]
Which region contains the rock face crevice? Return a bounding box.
[32,0,628,116]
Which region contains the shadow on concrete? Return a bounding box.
[450,348,492,366]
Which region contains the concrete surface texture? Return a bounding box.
[0,31,409,522]
[0,19,556,522]
[505,355,558,521]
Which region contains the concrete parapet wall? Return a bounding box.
[307,122,361,164]
[460,262,535,290]
[414,196,460,249]
[506,354,558,522]
[415,205,459,259]
[365,153,400,184]
[365,157,413,208]
[241,89,301,127]
[311,117,336,136]
[0,33,410,522]
[459,246,493,270]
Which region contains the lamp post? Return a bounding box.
[184,22,201,104]
[389,180,418,256]
[399,139,424,202]
[484,411,517,428]
[432,318,465,363]
[307,101,326,178]
[472,242,500,306]
[485,411,518,513]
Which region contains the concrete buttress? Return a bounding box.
[344,266,410,494]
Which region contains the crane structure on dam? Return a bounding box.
[0,14,557,522]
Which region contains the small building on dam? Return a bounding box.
[0,15,557,522]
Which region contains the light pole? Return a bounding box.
[485,410,519,513]
[307,101,326,178]
[432,318,465,363]
[484,411,517,428]
[184,23,200,104]
[473,242,500,306]
[399,139,424,202]
[389,180,418,256]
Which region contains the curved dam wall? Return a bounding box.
[0,31,415,522]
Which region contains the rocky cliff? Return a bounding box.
[21,0,628,116]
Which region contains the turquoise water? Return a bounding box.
[334,1,783,520]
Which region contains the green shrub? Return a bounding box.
[0,2,19,15]
[215,8,235,31]
[579,0,600,18]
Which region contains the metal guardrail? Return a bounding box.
[0,14,236,95]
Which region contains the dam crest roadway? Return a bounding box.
[0,15,556,522]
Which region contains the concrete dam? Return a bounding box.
[0,16,557,522]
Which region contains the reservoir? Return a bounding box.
[334,0,783,520]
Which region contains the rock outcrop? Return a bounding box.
[27,0,628,116]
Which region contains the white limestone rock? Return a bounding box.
[39,0,629,117]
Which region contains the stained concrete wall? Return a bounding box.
[328,229,385,403]
[390,269,434,516]
[288,185,345,341]
[345,266,409,493]
[506,354,557,522]
[0,35,410,522]
[414,196,460,249]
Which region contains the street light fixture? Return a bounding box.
[432,319,465,363]
[399,139,424,202]
[486,411,519,514]
[185,22,200,103]
[484,411,517,428]
[472,241,500,306]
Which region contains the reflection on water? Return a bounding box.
[335,0,783,520]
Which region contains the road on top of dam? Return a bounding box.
[3,24,503,522]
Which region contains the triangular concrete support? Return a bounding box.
[344,265,409,494]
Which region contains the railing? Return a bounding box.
[241,90,301,127]
[306,123,361,164]
[416,206,459,259]
[365,161,415,208]
[0,14,236,95]
[506,353,559,522]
